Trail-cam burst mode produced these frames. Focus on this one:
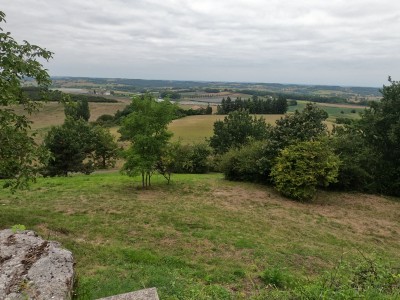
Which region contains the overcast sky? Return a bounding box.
[2,0,400,87]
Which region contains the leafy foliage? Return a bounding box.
[91,126,119,169]
[271,140,340,201]
[64,99,90,121]
[42,118,118,176]
[209,109,270,154]
[355,78,400,196]
[329,78,400,196]
[0,11,52,189]
[330,126,375,191]
[271,103,328,149]
[164,142,212,174]
[174,104,212,118]
[217,103,331,191]
[119,93,176,187]
[94,114,115,127]
[43,118,95,176]
[155,142,211,183]
[216,95,288,114]
[160,90,181,99]
[219,140,266,182]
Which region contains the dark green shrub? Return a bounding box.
[161,142,212,175]
[271,103,329,150]
[189,143,212,173]
[95,114,115,127]
[219,141,266,182]
[335,117,353,125]
[210,109,270,154]
[330,126,375,191]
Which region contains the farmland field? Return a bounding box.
[0,173,399,299]
[17,101,350,144]
[288,100,364,121]
[169,114,284,144]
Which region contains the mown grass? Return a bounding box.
[1,173,399,299]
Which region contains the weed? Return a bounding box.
[261,267,293,289]
[11,224,26,233]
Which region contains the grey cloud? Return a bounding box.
[2,0,400,86]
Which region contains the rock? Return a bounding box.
[0,229,74,300]
[97,288,159,300]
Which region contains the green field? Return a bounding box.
[288,101,365,121]
[1,173,399,299]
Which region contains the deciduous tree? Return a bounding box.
[209,109,270,154]
[0,11,52,188]
[354,77,400,195]
[64,99,90,121]
[42,118,118,176]
[119,94,176,187]
[271,103,328,149]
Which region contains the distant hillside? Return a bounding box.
[50,76,380,95]
[48,76,381,106]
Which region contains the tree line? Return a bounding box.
[22,87,118,103]
[236,89,368,105]
[94,102,212,128]
[216,96,288,114]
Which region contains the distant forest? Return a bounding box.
[50,77,381,99]
[22,87,118,103]
[236,89,366,105]
[217,96,288,114]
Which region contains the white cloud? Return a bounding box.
[2,0,400,86]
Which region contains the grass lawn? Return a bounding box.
[1,173,399,299]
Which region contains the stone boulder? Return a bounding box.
[0,229,74,300]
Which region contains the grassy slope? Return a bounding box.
[1,173,399,299]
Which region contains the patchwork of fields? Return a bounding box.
[21,100,361,144]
